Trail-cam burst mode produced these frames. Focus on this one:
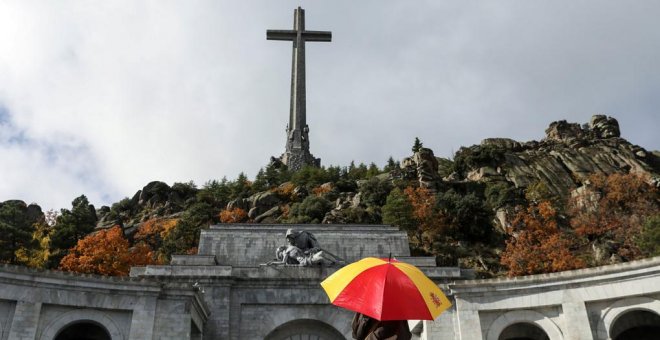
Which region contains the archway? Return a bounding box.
[39,309,124,340]
[610,310,660,340]
[54,321,111,340]
[486,310,563,340]
[265,319,345,340]
[498,322,549,340]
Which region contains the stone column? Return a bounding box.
[562,301,595,340]
[7,301,41,340]
[454,299,483,340]
[128,297,157,340]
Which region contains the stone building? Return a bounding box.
[0,223,659,339]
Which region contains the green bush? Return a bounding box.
[382,188,415,233]
[160,202,216,259]
[286,196,332,224]
[291,166,339,189]
[638,215,660,256]
[359,177,393,207]
[453,145,505,175]
[197,178,232,209]
[484,182,519,209]
[437,190,495,243]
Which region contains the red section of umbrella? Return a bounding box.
[331,262,433,321]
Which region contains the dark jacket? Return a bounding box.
[352,313,412,340]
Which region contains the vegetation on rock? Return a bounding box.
[3,116,659,278]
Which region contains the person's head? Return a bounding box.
[285,228,299,244]
[275,246,287,260]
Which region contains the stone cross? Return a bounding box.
[268,7,330,171]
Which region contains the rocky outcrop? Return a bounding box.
[457,115,659,196]
[400,147,441,189]
[0,200,44,226]
[247,191,282,219]
[96,181,198,230]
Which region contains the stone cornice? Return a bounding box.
[450,256,660,294]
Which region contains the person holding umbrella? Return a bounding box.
[351,312,411,340]
[321,256,451,340]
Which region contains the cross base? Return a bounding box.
[280,150,321,172]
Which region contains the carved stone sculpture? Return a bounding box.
[263,229,344,267]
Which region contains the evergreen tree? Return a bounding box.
[197,178,232,209]
[49,195,97,267]
[412,137,423,153]
[0,201,40,263]
[252,169,269,192]
[230,172,252,200]
[359,177,393,207]
[384,156,398,172]
[161,202,215,259]
[638,215,660,256]
[382,188,416,237]
[286,196,333,224]
[365,163,380,179]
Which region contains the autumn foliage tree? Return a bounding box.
[501,201,585,277]
[60,226,159,276]
[568,173,658,262]
[134,218,179,253]
[219,208,248,223]
[403,186,445,251]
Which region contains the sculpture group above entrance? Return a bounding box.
[265,228,345,267]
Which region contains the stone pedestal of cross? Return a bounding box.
[268,7,331,171]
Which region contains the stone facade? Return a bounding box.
[0,224,659,339]
[0,264,208,339]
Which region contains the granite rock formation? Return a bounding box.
[454,115,659,196]
[399,147,441,189]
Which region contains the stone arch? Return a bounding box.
[486,310,563,340]
[39,309,125,340]
[264,319,345,340]
[598,296,660,340]
[610,310,660,340]
[498,323,549,340]
[53,322,111,340]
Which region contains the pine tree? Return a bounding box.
[0,201,39,263]
[382,188,416,237]
[412,137,423,153]
[49,195,97,266]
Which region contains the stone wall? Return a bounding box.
[438,256,660,340]
[0,264,208,340]
[198,224,410,266]
[1,224,659,339]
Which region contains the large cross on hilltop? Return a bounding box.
[268,7,331,171]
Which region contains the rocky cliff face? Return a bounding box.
[453,115,659,196]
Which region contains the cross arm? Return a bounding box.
[302,31,332,42]
[267,30,297,41]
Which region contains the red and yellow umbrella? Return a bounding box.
[321,257,451,321]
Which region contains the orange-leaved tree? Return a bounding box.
[60,226,159,276]
[501,201,585,277]
[219,207,248,223]
[135,218,179,250]
[569,173,658,261]
[403,186,446,251]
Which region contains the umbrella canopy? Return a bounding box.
[321,257,451,321]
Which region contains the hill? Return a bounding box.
[1,115,658,277]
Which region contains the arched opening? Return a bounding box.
[498,322,549,340]
[610,310,660,340]
[265,319,345,340]
[54,321,112,340]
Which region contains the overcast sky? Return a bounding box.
[1,1,659,211]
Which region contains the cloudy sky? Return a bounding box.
[1,1,659,211]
